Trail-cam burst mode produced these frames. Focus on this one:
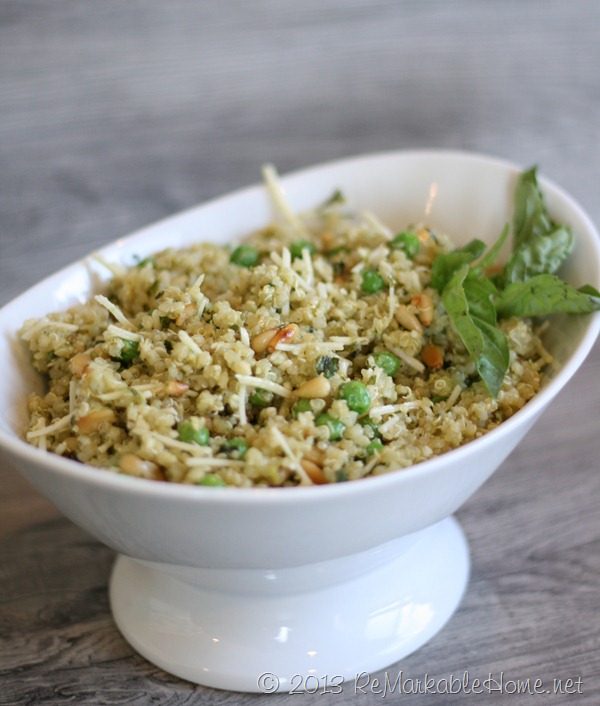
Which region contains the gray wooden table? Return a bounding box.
[1,2,599,703]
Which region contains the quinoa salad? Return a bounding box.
[20,167,554,487]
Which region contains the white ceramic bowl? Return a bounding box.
[1,151,599,692]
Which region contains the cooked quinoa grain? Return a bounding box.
[20,179,551,487]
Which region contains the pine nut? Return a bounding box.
[395,304,423,333]
[412,293,434,327]
[176,302,196,326]
[300,458,327,485]
[77,408,116,434]
[165,381,190,396]
[303,447,325,465]
[119,453,160,479]
[250,327,279,353]
[421,343,444,370]
[320,230,336,251]
[268,323,299,351]
[236,360,252,376]
[295,375,331,398]
[69,352,91,377]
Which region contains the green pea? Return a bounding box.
[117,339,139,366]
[360,269,386,294]
[292,399,313,418]
[315,413,345,441]
[339,381,371,414]
[230,245,260,268]
[390,231,420,259]
[290,240,316,259]
[366,440,384,456]
[222,438,249,459]
[249,388,274,408]
[373,350,400,376]
[177,422,210,446]
[198,474,227,487]
[358,416,381,439]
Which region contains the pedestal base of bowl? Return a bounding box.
[109,516,469,692]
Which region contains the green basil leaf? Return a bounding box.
[442,265,509,397]
[578,284,600,297]
[471,224,510,277]
[504,225,573,283]
[462,274,498,324]
[431,239,487,292]
[513,166,553,249]
[496,274,600,318]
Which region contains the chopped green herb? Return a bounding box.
[315,355,339,378]
[326,246,350,258]
[115,339,139,366]
[320,188,345,209]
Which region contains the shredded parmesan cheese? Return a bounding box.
[235,375,292,398]
[91,253,127,277]
[238,384,248,425]
[446,384,462,408]
[105,324,142,342]
[20,317,79,341]
[262,164,308,239]
[362,210,393,240]
[270,426,312,485]
[239,326,250,348]
[389,346,426,373]
[178,330,203,356]
[271,250,312,291]
[94,295,132,327]
[26,414,70,440]
[185,457,245,468]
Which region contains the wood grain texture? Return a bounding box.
[1,0,599,703]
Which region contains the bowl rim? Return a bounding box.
[1,148,599,505]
